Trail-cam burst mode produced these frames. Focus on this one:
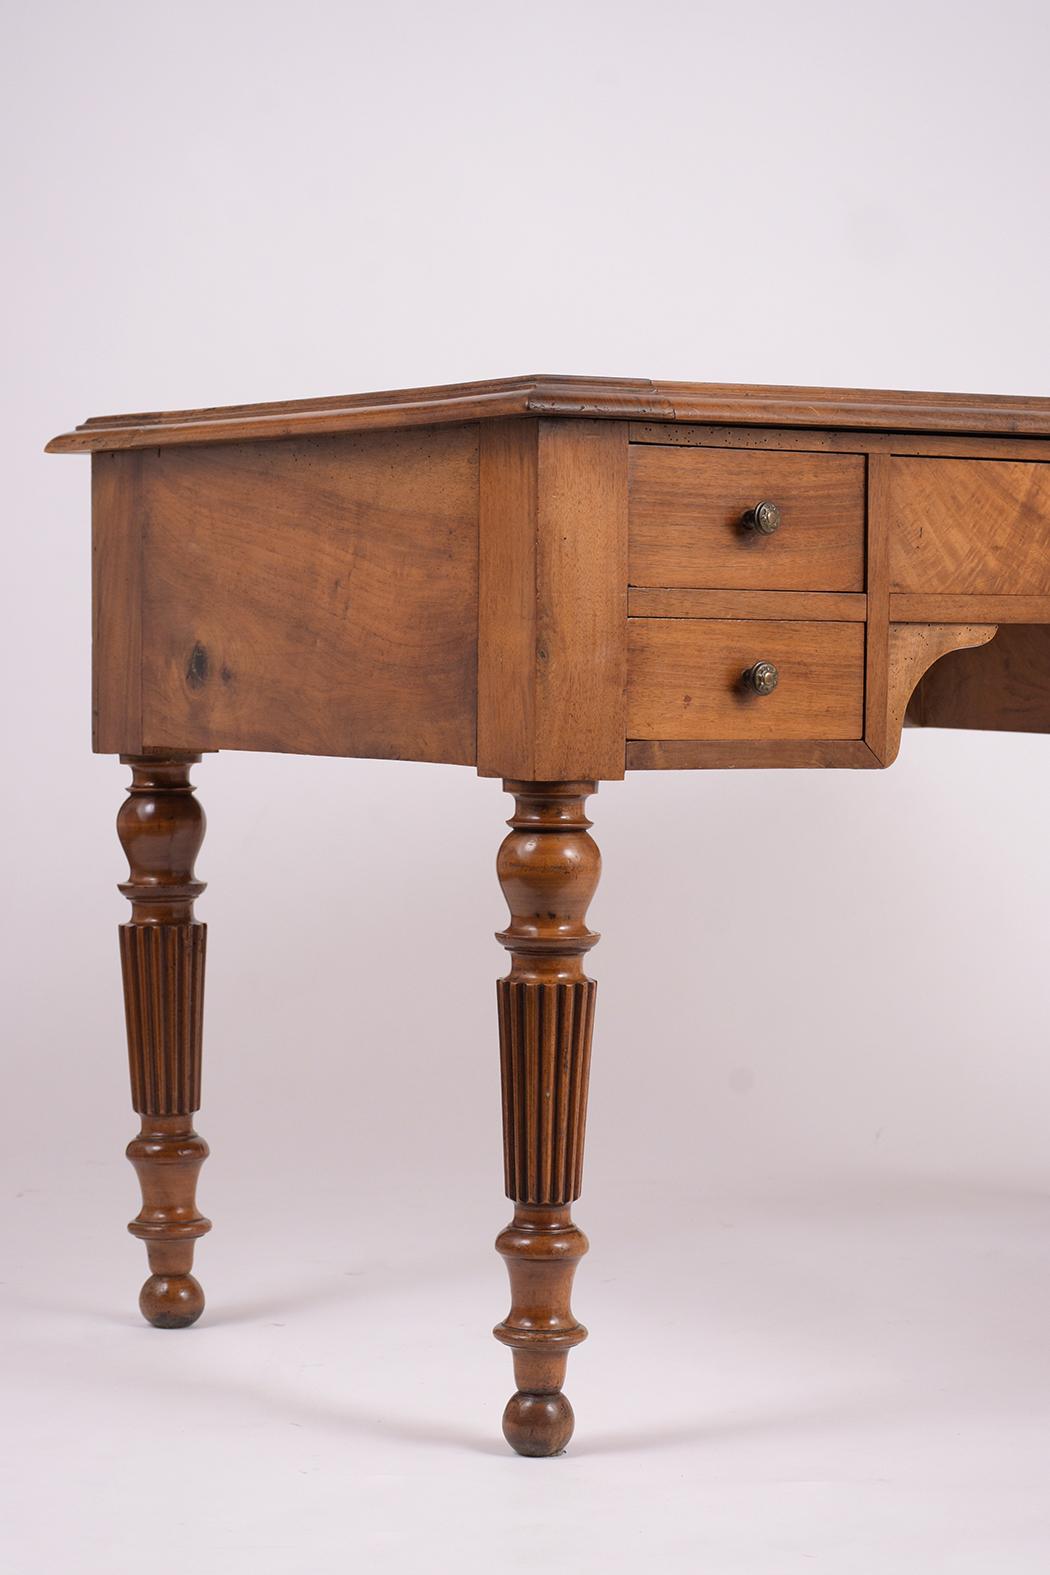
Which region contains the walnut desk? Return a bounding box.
[48,375,1050,1456]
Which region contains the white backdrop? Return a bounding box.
[4,4,1050,1572]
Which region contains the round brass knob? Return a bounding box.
[741,660,779,695]
[741,500,781,535]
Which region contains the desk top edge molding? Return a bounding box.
[46,373,1050,453]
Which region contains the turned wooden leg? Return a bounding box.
[117,755,211,1329]
[493,780,599,1457]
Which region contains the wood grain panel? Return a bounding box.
[890,457,1050,593]
[93,451,144,753]
[478,419,628,781]
[139,426,479,762]
[627,618,864,741]
[629,446,865,591]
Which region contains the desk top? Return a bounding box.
[46,373,1050,454]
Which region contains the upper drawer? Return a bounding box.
[890,457,1050,593]
[629,445,866,592]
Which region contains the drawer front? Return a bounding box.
[629,445,866,591]
[890,456,1050,593]
[627,618,865,740]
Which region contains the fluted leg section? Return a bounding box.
[493,781,600,1456]
[117,755,211,1328]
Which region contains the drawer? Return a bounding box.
[890,456,1050,593]
[627,618,865,740]
[629,445,866,591]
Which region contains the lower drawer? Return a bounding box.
[627,618,865,741]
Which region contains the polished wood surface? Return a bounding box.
[629,421,1050,462]
[117,756,210,1329]
[103,427,479,763]
[627,588,867,620]
[908,623,1050,736]
[864,453,893,764]
[49,372,1050,1455]
[629,445,865,592]
[891,594,1050,622]
[627,618,865,741]
[493,782,598,1457]
[891,457,1050,594]
[93,454,143,753]
[626,738,878,769]
[47,373,1050,452]
[478,419,627,781]
[883,625,998,766]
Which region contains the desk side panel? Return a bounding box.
[136,426,479,763]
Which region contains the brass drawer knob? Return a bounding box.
[741,660,779,695]
[741,499,781,535]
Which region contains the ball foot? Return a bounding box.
[502,1391,575,1457]
[139,1273,205,1329]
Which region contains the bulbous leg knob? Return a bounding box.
[126,1121,211,1329]
[502,1390,575,1457]
[139,1272,205,1329]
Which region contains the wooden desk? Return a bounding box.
[48,374,1050,1456]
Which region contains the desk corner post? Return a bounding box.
[492,780,599,1456]
[116,754,212,1329]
